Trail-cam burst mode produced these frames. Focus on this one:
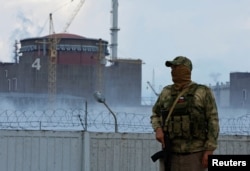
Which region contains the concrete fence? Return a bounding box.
[0,130,249,171]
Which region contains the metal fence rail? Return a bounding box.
[0,109,250,135]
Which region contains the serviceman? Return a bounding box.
[150,56,220,171]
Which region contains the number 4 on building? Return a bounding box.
[32,58,41,70]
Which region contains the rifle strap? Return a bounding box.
[164,87,189,126]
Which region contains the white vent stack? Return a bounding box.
[110,0,119,60]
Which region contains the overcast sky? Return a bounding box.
[1,0,250,98]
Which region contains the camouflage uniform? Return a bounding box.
[151,82,219,153]
[151,56,219,171]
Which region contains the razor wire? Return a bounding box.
[0,109,250,135]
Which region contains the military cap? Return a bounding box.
[165,56,192,71]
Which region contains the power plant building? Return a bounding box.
[0,33,142,108]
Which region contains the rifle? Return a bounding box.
[151,134,171,171]
[151,88,189,171]
[151,110,172,171]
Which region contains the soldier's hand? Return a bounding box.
[155,127,165,148]
[202,150,213,168]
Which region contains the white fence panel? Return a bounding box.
[89,132,161,171]
[0,130,249,171]
[215,135,250,154]
[0,130,83,171]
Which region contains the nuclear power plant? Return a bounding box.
[0,32,143,108]
[1,0,250,110]
[0,0,143,109]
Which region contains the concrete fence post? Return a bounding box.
[82,131,90,171]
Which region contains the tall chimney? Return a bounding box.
[110,0,119,60]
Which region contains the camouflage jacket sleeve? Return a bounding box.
[197,85,220,151]
[150,85,172,131]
